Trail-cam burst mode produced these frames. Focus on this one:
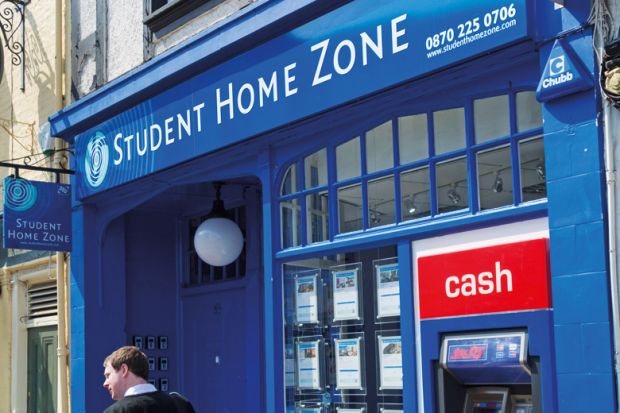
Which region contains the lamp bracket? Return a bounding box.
[0,0,28,90]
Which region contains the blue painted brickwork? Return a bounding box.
[544,32,616,411]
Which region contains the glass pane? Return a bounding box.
[436,157,468,213]
[400,167,430,221]
[304,149,327,189]
[517,91,543,132]
[366,121,394,173]
[433,107,466,154]
[368,176,395,228]
[477,146,513,210]
[338,184,362,233]
[281,199,301,249]
[399,114,428,164]
[337,137,361,181]
[281,164,298,195]
[520,137,546,202]
[306,191,329,243]
[474,95,510,143]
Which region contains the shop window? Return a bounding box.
[433,107,466,155]
[366,121,394,173]
[474,95,510,143]
[306,191,329,244]
[338,184,363,233]
[282,198,301,249]
[368,176,395,228]
[337,137,361,181]
[282,246,403,412]
[281,164,298,196]
[516,91,543,132]
[400,167,431,221]
[436,157,468,214]
[187,206,246,285]
[477,146,513,210]
[305,149,327,189]
[278,89,544,250]
[519,137,546,201]
[398,114,428,164]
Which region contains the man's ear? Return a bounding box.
[120,363,130,377]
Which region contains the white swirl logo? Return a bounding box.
[5,178,37,212]
[85,131,109,188]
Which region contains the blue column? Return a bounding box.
[544,33,616,412]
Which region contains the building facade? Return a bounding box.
[0,1,71,413]
[51,1,618,412]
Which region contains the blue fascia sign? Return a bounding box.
[3,177,72,251]
[536,38,593,102]
[75,0,532,199]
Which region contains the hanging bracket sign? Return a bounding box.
[3,177,72,251]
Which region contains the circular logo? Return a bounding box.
[85,131,109,188]
[5,179,37,212]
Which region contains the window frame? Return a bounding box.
[144,0,218,32]
[277,87,545,251]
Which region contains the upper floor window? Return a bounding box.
[145,0,220,32]
[279,89,545,250]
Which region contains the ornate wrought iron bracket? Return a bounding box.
[0,0,28,90]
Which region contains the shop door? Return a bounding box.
[182,285,247,413]
[27,325,58,413]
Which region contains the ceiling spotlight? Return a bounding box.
[493,171,504,193]
[404,197,416,215]
[536,163,546,181]
[447,188,461,205]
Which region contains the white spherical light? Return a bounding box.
[194,217,244,266]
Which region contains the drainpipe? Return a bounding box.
[603,97,620,413]
[54,0,69,412]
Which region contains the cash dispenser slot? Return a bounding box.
[436,331,539,413]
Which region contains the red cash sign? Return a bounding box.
[417,238,551,319]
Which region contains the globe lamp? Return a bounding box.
[193,184,244,267]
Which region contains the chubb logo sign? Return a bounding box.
[542,54,573,88]
[84,131,110,188]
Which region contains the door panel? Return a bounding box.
[27,326,58,413]
[183,287,246,413]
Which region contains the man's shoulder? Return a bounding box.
[103,392,177,413]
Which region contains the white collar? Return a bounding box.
[124,383,157,397]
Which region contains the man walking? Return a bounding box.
[102,346,195,413]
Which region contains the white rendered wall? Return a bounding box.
[107,0,143,82]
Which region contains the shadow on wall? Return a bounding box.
[24,11,57,129]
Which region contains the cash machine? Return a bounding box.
[435,330,539,413]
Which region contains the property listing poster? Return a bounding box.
[285,343,295,387]
[334,337,363,389]
[297,340,321,389]
[332,269,360,321]
[296,274,319,324]
[376,263,400,318]
[378,336,403,390]
[337,409,365,413]
[381,410,403,413]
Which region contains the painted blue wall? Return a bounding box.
[543,31,616,413]
[124,209,179,390]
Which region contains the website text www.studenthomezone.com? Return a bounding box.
[426,19,517,59]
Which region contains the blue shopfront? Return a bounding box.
[49,1,615,412]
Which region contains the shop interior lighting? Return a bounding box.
[493,171,504,193]
[536,163,546,181]
[447,187,461,205]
